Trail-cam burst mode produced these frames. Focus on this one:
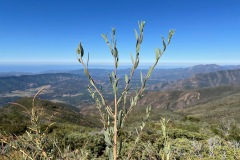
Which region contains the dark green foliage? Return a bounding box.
[211,120,240,142]
[228,125,240,141]
[182,116,200,122]
[169,129,205,140]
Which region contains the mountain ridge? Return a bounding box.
[149,68,240,91]
[1,64,240,108]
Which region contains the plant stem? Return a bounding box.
[113,55,118,160]
[113,94,117,160]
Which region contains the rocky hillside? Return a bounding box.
[149,69,240,91]
[139,85,240,110]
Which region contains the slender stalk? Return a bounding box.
[113,94,117,160]
[113,40,118,160]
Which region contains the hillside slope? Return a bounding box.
[140,85,240,109]
[177,92,240,124]
[0,98,97,134]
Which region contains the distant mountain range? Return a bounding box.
[149,68,240,90]
[1,64,240,126]
[1,64,240,108]
[150,64,240,81]
[1,64,240,78]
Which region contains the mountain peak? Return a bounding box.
[189,64,220,70]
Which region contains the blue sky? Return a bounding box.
[0,0,240,67]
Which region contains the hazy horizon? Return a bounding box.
[1,63,240,73]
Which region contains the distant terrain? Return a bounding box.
[1,64,240,107]
[1,64,240,124]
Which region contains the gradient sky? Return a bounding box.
[0,0,240,66]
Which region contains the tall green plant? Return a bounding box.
[77,21,174,160]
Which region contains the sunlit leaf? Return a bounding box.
[168,30,175,44]
[134,29,138,40]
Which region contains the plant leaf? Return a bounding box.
[101,34,108,43]
[162,36,166,52]
[168,30,175,44]
[140,71,143,85]
[117,110,123,129]
[125,74,129,84]
[77,42,84,57]
[130,53,134,65]
[104,131,113,147]
[134,29,138,40]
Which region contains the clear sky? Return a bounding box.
[0,0,240,67]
